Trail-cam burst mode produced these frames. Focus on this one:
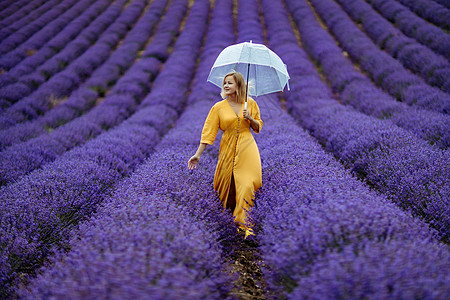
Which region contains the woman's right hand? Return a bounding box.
[188,155,200,170]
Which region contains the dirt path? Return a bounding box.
[229,237,268,299]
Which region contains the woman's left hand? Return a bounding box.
[243,108,252,121]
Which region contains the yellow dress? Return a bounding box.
[201,97,263,230]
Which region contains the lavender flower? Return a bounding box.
[0,0,86,58]
[0,0,150,129]
[0,0,33,23]
[241,3,448,298]
[0,1,209,296]
[396,0,450,31]
[2,0,450,298]
[306,0,450,114]
[290,240,450,299]
[285,0,449,148]
[264,0,450,241]
[365,0,450,59]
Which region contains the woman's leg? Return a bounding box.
[226,173,236,212]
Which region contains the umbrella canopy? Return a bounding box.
[207,41,290,99]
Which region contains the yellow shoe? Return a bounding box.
[244,228,254,239]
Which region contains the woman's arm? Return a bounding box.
[248,115,260,132]
[189,103,219,170]
[243,109,260,132]
[187,143,207,170]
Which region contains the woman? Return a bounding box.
[187,71,263,238]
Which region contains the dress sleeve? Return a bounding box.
[200,104,220,145]
[251,99,263,134]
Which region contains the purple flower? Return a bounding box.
[396,0,450,31]
[305,0,450,114]
[0,1,210,296]
[290,240,450,299]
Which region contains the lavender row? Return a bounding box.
[0,0,208,295]
[285,0,449,148]
[186,0,234,106]
[141,1,188,61]
[0,0,118,104]
[231,3,446,296]
[433,0,450,9]
[252,97,449,298]
[0,2,186,150]
[0,0,132,149]
[0,0,47,27]
[19,103,236,299]
[253,1,450,297]
[0,0,117,90]
[0,0,95,70]
[0,0,174,185]
[237,6,447,297]
[0,0,49,34]
[0,0,23,17]
[335,0,450,92]
[186,0,235,107]
[236,0,264,44]
[365,0,450,59]
[185,0,236,108]
[20,188,235,299]
[0,0,113,106]
[0,0,148,129]
[0,58,159,186]
[289,240,449,299]
[0,0,80,55]
[0,0,60,39]
[251,95,449,298]
[265,0,450,240]
[396,0,450,31]
[20,2,237,294]
[309,0,450,114]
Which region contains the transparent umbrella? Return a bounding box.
[207,41,290,108]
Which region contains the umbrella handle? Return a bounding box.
[244,62,249,111]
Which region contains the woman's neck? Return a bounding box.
[228,94,240,103]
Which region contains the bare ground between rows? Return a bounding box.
[229,236,269,299]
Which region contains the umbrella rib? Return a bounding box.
[238,43,246,66]
[253,64,256,96]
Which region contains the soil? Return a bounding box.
[229,236,268,299]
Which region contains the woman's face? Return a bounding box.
[223,76,237,96]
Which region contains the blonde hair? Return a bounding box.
[220,71,247,103]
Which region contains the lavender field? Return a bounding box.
[0,0,449,298]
